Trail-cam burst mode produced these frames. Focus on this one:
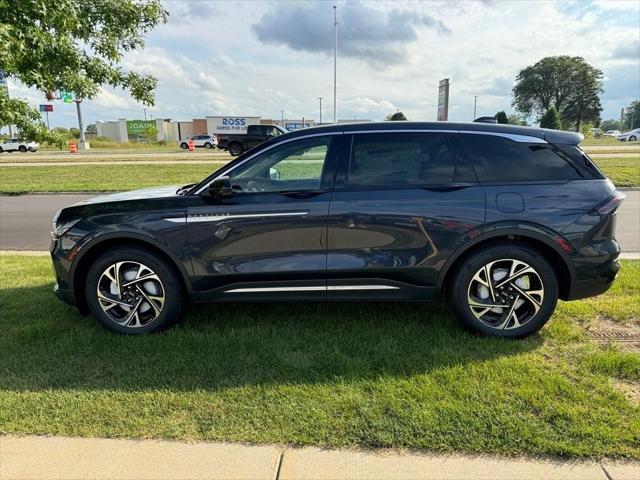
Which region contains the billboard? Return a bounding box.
[206,116,261,134]
[437,78,450,121]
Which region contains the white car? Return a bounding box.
[179,134,218,149]
[0,138,39,153]
[617,128,640,142]
[602,130,621,137]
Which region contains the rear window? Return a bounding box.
[553,144,605,179]
[459,134,585,183]
[348,132,475,189]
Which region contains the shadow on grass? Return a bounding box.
[0,282,542,392]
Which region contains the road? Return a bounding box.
[1,191,638,252]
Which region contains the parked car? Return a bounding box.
[589,128,603,138]
[51,122,623,337]
[602,130,621,137]
[617,128,640,142]
[0,138,39,153]
[179,134,217,149]
[217,124,286,156]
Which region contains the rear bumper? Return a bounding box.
[54,283,76,306]
[566,256,620,300]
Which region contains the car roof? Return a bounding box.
[283,121,583,145]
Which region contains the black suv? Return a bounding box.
[51,122,623,337]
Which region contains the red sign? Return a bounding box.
[39,104,54,112]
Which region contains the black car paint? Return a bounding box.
[51,122,621,312]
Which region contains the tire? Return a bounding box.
[18,145,27,153]
[630,135,637,142]
[204,142,212,149]
[0,147,3,153]
[229,142,243,156]
[448,243,558,338]
[85,246,185,334]
[180,142,189,150]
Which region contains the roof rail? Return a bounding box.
[473,116,498,124]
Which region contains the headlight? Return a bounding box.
[51,217,82,239]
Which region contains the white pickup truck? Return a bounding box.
[0,138,39,153]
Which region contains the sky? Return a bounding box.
[5,0,640,129]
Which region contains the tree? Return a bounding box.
[495,111,509,124]
[539,107,561,130]
[507,114,528,126]
[386,111,407,121]
[0,0,167,145]
[625,100,640,130]
[86,123,97,135]
[512,56,603,131]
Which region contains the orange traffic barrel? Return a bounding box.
[68,141,78,153]
[188,139,195,152]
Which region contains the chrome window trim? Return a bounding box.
[195,128,547,194]
[194,131,344,194]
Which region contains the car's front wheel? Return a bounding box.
[85,247,185,334]
[630,135,637,142]
[180,142,188,149]
[18,145,27,152]
[449,244,558,338]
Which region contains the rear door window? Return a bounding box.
[459,134,583,183]
[347,132,472,189]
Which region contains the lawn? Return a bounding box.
[0,155,638,193]
[0,255,638,459]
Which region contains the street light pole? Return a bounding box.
[333,5,337,124]
[318,97,323,124]
[75,99,89,150]
[144,108,147,121]
[473,96,478,120]
[281,110,284,127]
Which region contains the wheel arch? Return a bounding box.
[70,233,192,313]
[438,228,575,300]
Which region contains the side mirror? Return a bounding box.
[269,167,281,180]
[205,176,233,198]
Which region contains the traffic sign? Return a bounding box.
[60,90,74,103]
[39,104,54,112]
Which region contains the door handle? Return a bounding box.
[279,190,323,198]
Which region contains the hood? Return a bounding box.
[72,185,182,206]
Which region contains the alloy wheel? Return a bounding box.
[96,261,165,328]
[466,259,544,330]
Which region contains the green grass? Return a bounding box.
[582,137,640,146]
[0,255,638,458]
[591,157,640,188]
[0,156,638,193]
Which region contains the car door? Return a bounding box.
[245,126,265,150]
[326,131,486,299]
[186,132,342,300]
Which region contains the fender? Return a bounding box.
[436,222,577,290]
[69,229,194,295]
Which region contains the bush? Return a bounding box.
[539,107,561,129]
[495,111,509,124]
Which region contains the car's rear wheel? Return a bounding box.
[204,142,212,149]
[18,145,27,153]
[229,142,243,156]
[449,243,558,338]
[630,135,637,142]
[180,142,188,149]
[85,247,185,334]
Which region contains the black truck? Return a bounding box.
[217,124,287,156]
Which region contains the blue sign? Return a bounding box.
[285,122,311,131]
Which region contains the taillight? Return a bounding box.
[594,191,626,215]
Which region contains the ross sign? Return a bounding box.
[0,70,7,94]
[39,104,54,112]
[126,120,156,134]
[437,78,450,121]
[206,116,261,134]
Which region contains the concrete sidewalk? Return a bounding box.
[1,435,638,480]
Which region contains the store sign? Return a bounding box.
[207,116,261,134]
[39,104,54,112]
[437,78,450,121]
[126,120,156,134]
[0,70,7,93]
[285,122,311,131]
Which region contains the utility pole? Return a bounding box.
[144,108,147,121]
[281,110,285,128]
[621,108,625,129]
[75,99,89,150]
[318,97,323,124]
[473,96,478,120]
[333,5,337,124]
[1,70,13,137]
